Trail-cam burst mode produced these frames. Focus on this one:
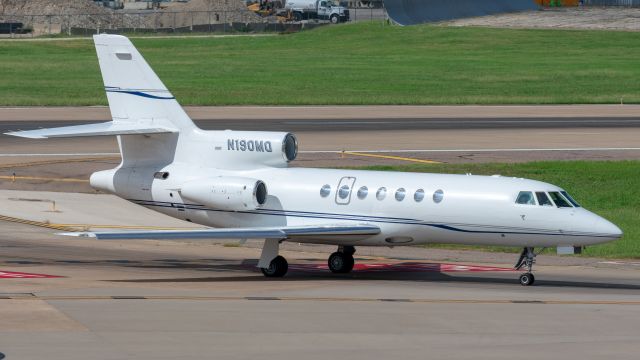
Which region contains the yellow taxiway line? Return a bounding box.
[342,151,442,164]
[0,214,78,232]
[0,156,119,170]
[0,175,88,183]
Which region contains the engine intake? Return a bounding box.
[180,177,268,211]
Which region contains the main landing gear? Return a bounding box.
[258,241,357,278]
[328,246,355,274]
[261,255,288,278]
[515,247,539,286]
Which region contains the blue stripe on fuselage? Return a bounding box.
[128,199,617,239]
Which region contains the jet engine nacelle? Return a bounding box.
[180,176,268,211]
[211,131,298,169]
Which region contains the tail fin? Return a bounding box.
[6,34,196,166]
[94,34,195,131]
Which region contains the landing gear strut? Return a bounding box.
[259,238,288,278]
[328,246,355,274]
[515,247,538,286]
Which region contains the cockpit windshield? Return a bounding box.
[561,191,581,207]
[516,190,581,208]
[548,191,572,208]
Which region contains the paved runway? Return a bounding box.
[1,106,639,193]
[3,117,640,132]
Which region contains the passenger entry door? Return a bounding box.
[335,176,356,205]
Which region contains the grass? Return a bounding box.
[354,161,640,259]
[2,23,640,105]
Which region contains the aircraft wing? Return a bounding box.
[58,224,381,241]
[5,121,177,139]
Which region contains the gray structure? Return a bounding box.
[584,0,640,5]
[383,0,538,26]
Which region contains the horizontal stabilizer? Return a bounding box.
[5,121,178,139]
[58,224,381,240]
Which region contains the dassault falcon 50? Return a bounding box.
[6,35,623,286]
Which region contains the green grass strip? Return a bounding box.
[2,23,640,105]
[354,161,640,259]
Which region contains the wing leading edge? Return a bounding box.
[5,121,177,139]
[59,224,381,241]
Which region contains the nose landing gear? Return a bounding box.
[515,247,540,286]
[328,246,355,274]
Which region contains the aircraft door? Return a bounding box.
[335,176,356,205]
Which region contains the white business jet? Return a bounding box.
[6,35,623,286]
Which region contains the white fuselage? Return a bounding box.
[90,128,622,249]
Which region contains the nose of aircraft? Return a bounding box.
[574,209,623,244]
[597,216,623,239]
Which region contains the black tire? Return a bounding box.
[261,255,288,278]
[328,252,354,274]
[330,14,340,24]
[519,272,535,286]
[293,12,303,22]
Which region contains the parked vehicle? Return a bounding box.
[285,0,350,23]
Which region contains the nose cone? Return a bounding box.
[573,209,623,245]
[597,217,623,239]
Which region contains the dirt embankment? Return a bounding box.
[0,0,259,35]
[444,7,640,32]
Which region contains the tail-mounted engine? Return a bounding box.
[211,131,298,168]
[180,176,268,211]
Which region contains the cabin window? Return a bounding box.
[414,189,425,202]
[433,189,444,204]
[561,191,581,207]
[357,186,368,200]
[536,192,553,206]
[395,188,406,201]
[516,191,536,205]
[376,187,387,201]
[338,185,351,200]
[549,191,573,208]
[320,184,331,198]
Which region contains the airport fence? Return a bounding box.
[0,8,388,37]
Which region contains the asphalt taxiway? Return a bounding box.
[1,106,639,359]
[1,105,640,193]
[0,190,639,359]
[1,219,639,360]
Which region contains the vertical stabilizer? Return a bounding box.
[93,34,195,132]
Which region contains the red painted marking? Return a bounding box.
[0,270,61,279]
[287,262,515,273]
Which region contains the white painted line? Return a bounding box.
[1,148,640,157]
[300,148,640,154]
[0,153,120,157]
[287,119,640,125]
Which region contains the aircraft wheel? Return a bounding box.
[261,255,288,278]
[328,252,354,274]
[519,272,535,286]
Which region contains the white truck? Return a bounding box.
[285,0,350,23]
